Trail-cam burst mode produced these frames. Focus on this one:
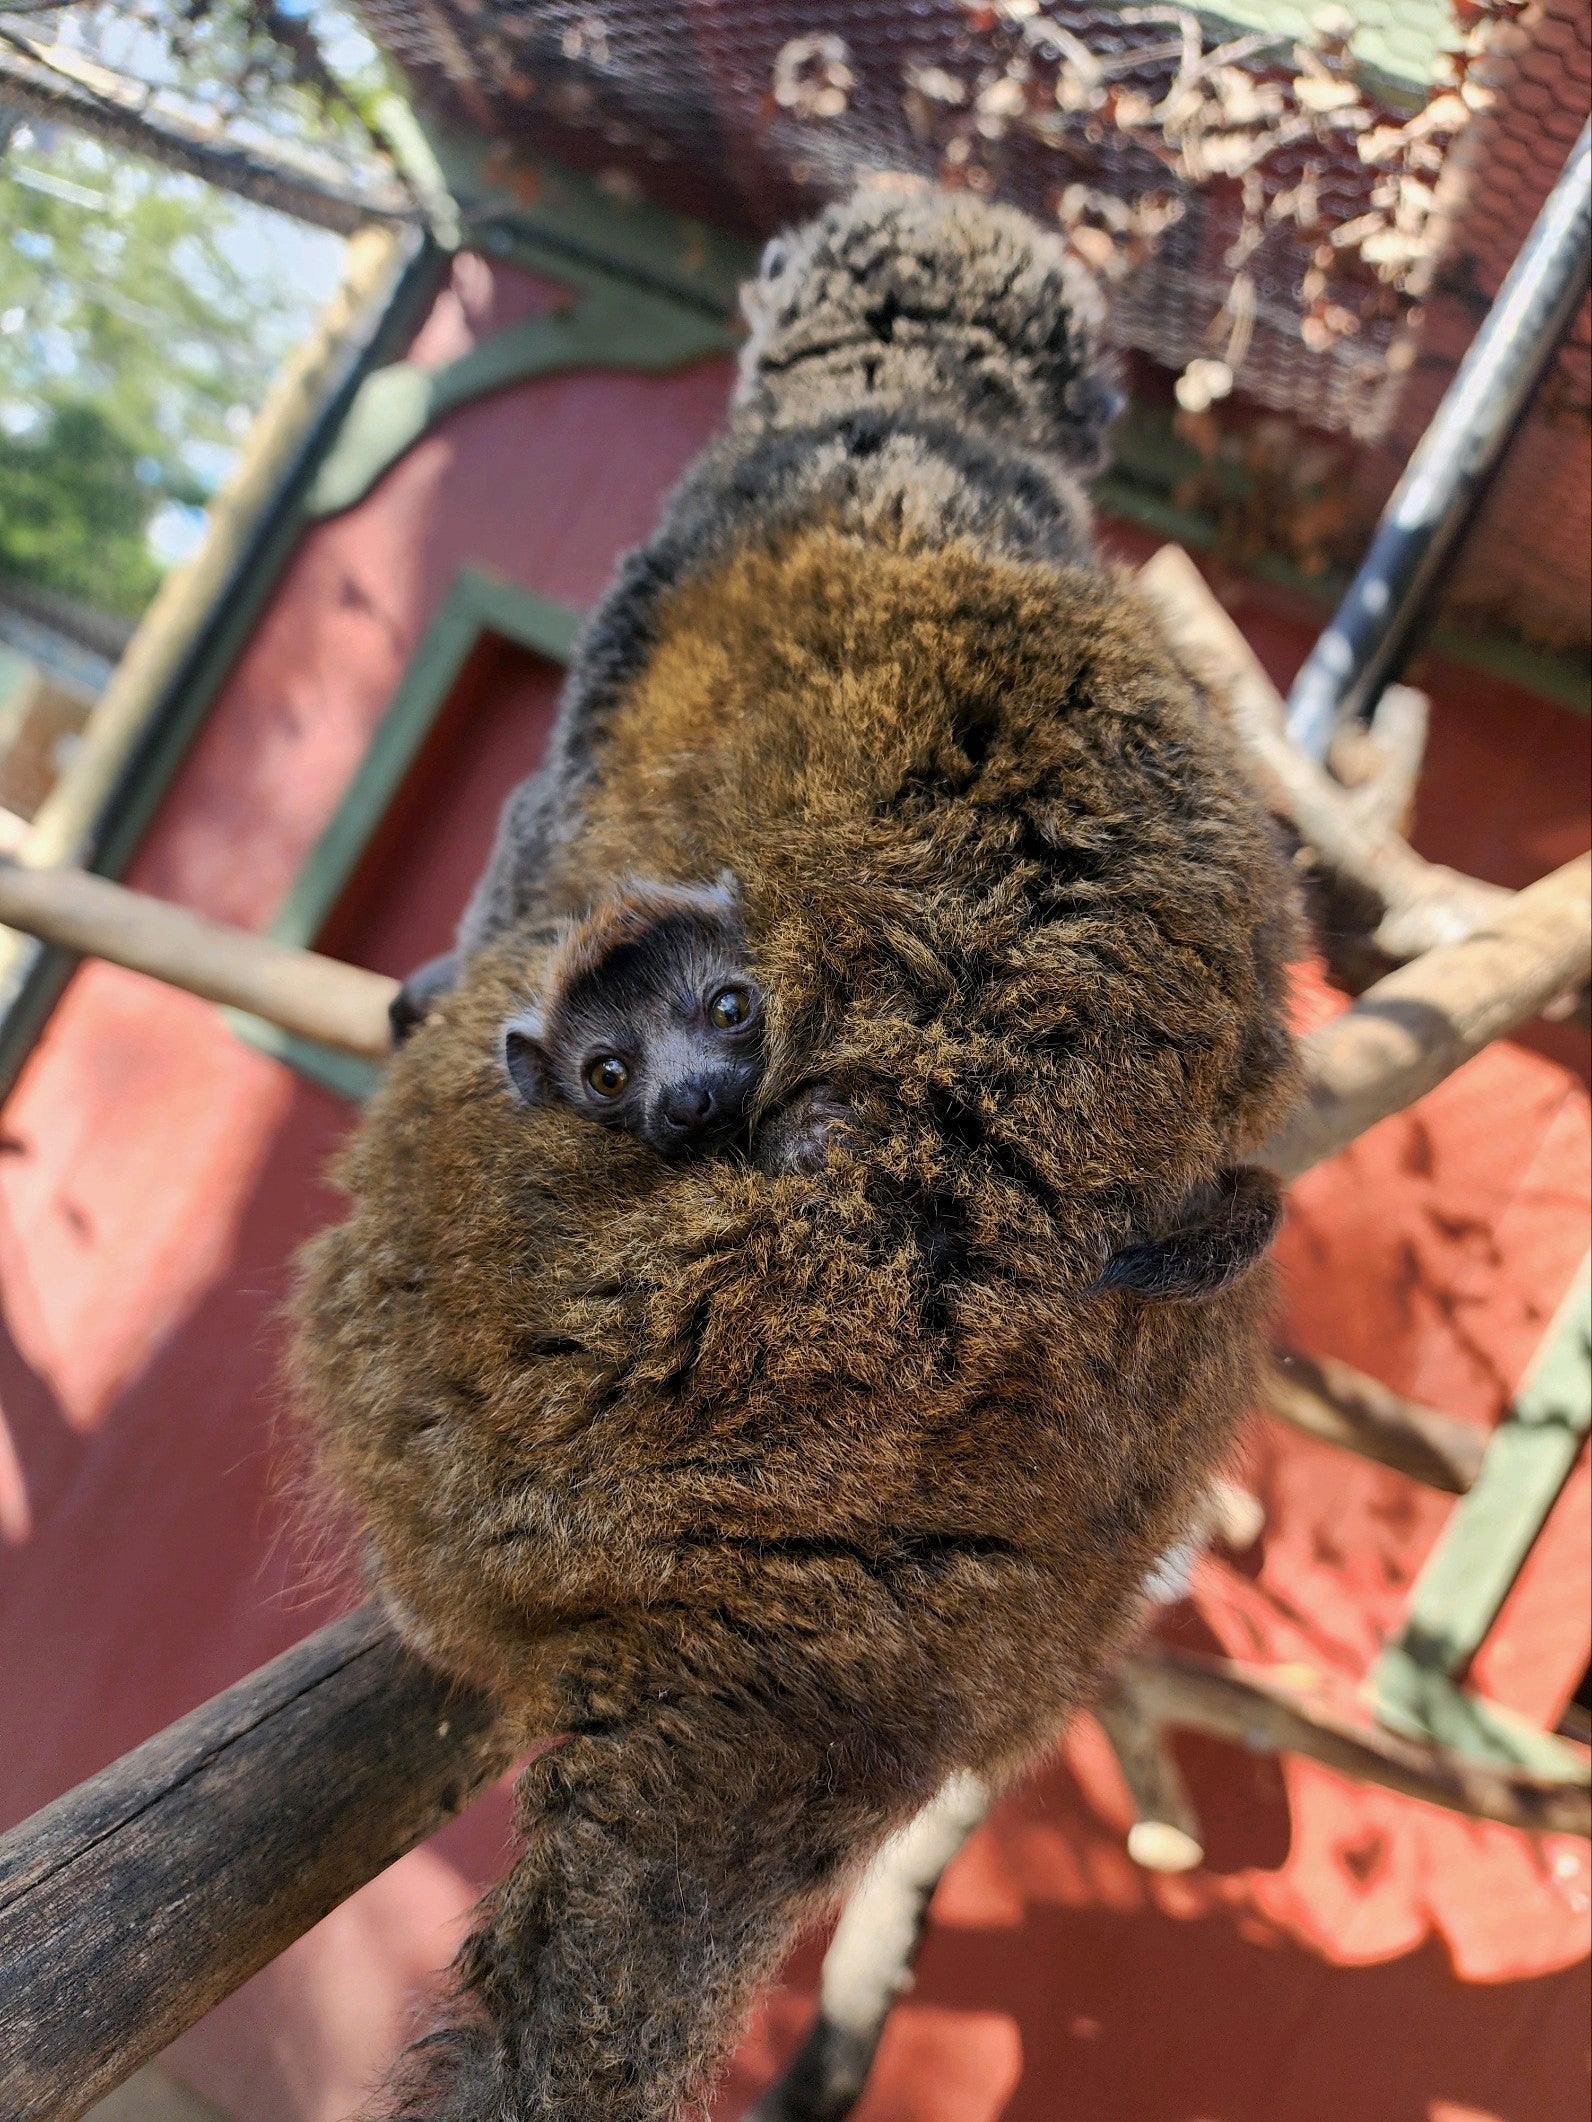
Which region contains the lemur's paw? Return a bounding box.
[756,1083,859,1176]
[389,950,459,1045]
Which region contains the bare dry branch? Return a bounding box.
[0,1606,510,2121]
[1135,545,1516,962]
[1327,681,1429,838]
[1117,1651,1591,1838]
[1264,853,1592,1181]
[1094,1685,1205,1872]
[0,860,397,1060]
[1262,1349,1487,1493]
[746,1775,992,2122]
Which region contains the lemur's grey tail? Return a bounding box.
[735,184,1121,470]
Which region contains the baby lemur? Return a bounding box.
[498,877,766,1162]
[295,186,1298,2122]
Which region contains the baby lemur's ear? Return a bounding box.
[502,1013,552,1106]
[1095,1167,1282,1303]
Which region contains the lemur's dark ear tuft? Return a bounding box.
[1095,1166,1282,1303]
[502,1019,552,1106]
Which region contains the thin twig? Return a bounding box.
[1094,1685,1205,1872]
[1117,1650,1590,1837]
[745,1776,993,2122]
[1262,1350,1487,1493]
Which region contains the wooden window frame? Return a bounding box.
[229,563,579,1100]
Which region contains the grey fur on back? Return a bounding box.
[457,185,1121,956]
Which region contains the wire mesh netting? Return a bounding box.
[354,0,1527,441]
[354,0,1589,642]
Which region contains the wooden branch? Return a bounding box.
[1116,1650,1591,1839]
[746,1775,992,2122]
[1135,545,1517,962]
[0,1606,512,2122]
[0,860,398,1060]
[0,39,412,235]
[4,836,1581,1149]
[8,1611,1583,2122]
[1263,1350,1488,1493]
[1264,854,1592,1182]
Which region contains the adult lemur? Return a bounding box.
[295,186,1298,2121]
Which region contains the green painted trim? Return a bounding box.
[226,1013,385,1103]
[1371,1260,1592,1778]
[270,567,577,952]
[1371,1655,1590,1781]
[229,566,579,1096]
[1425,621,1592,718]
[438,127,755,318]
[308,261,738,517]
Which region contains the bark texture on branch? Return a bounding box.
[1264,853,1592,1182]
[0,860,398,1060]
[0,1607,512,2122]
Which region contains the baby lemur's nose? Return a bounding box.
[659,1080,716,1134]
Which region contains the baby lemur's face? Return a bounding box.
[502,882,765,1161]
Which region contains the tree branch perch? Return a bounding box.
[0,859,397,1060]
[0,1607,512,2121]
[1135,544,1531,966]
[1262,1349,1487,1493]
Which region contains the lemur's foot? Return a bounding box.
[389,950,459,1045]
[756,1083,858,1175]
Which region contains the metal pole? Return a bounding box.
[1286,119,1592,761]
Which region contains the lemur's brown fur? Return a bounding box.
[293,190,1299,2122]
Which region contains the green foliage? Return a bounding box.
[0,398,165,617]
[0,1,381,620]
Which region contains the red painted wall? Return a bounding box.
[1,253,1586,2122]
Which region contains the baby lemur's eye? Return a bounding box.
[584,1054,630,1100]
[707,985,755,1031]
